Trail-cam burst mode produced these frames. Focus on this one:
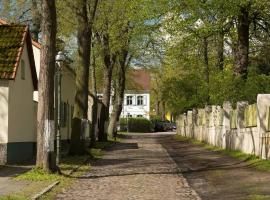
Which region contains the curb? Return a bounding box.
[31,181,60,200]
[31,157,90,199]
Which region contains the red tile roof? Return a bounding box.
[0,22,38,90]
[127,69,151,91]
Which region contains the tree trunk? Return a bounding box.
[89,47,97,146]
[31,0,41,41]
[36,0,57,172]
[98,66,113,141]
[234,5,250,78]
[97,32,116,141]
[216,31,224,70]
[203,37,210,104]
[161,101,166,121]
[69,0,90,155]
[155,100,160,116]
[108,50,128,137]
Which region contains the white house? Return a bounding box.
[122,69,151,119]
[97,69,151,119]
[32,39,76,150]
[0,22,38,164]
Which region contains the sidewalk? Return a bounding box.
[0,164,32,196]
[160,136,270,200]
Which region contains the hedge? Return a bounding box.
[120,117,153,133]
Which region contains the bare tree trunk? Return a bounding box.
[108,50,129,137]
[69,0,90,155]
[36,0,57,172]
[234,5,250,78]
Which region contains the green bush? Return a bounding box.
[120,117,153,133]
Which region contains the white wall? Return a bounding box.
[32,45,40,102]
[60,67,76,140]
[32,44,76,141]
[176,96,270,159]
[8,43,36,142]
[0,81,9,143]
[121,92,150,119]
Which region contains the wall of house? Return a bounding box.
[0,81,9,144]
[60,67,76,143]
[0,81,9,164]
[121,92,150,119]
[8,43,36,163]
[32,45,40,102]
[176,94,270,159]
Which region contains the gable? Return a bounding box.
[0,24,38,90]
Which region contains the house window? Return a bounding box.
[21,59,25,80]
[137,115,143,118]
[127,114,132,118]
[137,96,143,105]
[127,96,133,105]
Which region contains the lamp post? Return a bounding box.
[55,51,65,165]
[127,113,130,133]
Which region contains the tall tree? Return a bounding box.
[69,0,98,154]
[89,41,98,146]
[234,3,251,78]
[97,27,116,141]
[36,0,57,172]
[69,0,90,155]
[108,49,130,137]
[31,0,41,41]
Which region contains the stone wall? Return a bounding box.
[176,94,270,159]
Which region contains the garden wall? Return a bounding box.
[176,94,270,159]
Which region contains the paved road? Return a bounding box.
[56,132,200,200]
[0,165,31,195]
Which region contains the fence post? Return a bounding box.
[222,101,232,149]
[257,94,270,159]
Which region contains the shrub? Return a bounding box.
[120,117,153,133]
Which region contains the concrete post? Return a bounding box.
[222,101,232,149]
[257,94,270,158]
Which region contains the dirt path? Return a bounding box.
[56,133,200,200]
[160,136,270,200]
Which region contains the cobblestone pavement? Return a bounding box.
[56,132,200,200]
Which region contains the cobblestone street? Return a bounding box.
[56,133,200,200]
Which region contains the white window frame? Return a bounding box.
[127,95,133,105]
[137,95,144,106]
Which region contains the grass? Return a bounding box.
[1,139,118,200]
[173,134,270,172]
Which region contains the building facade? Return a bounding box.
[0,23,38,164]
[97,68,151,119]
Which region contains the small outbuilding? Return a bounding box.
[0,23,38,164]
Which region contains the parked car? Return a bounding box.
[153,121,176,132]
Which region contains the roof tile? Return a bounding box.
[0,25,27,79]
